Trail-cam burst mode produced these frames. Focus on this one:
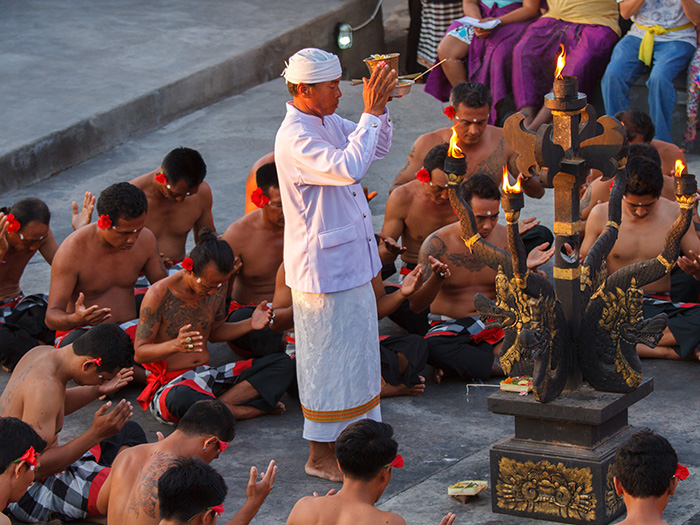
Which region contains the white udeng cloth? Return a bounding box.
[292,282,381,442]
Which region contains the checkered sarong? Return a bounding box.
[417,0,464,67]
[6,448,108,523]
[149,361,254,424]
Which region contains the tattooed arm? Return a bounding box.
[408,233,451,313]
[390,134,436,193]
[134,285,203,363]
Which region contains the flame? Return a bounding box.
[554,44,566,80]
[448,127,464,159]
[674,159,685,177]
[502,166,522,193]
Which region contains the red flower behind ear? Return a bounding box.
[443,106,456,119]
[251,188,270,208]
[218,440,229,452]
[210,504,225,516]
[5,214,21,234]
[675,464,689,480]
[155,172,167,184]
[416,168,431,184]
[15,446,38,468]
[386,454,404,469]
[182,257,194,271]
[97,215,112,230]
[85,357,102,367]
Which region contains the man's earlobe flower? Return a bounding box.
[251,188,271,208]
[443,106,456,119]
[182,257,194,271]
[416,168,431,184]
[97,215,112,230]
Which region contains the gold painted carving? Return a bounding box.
[553,221,580,236]
[553,266,580,281]
[463,233,481,251]
[496,457,597,521]
[655,254,674,273]
[676,194,696,209]
[446,172,465,186]
[605,220,620,230]
[605,464,624,516]
[597,278,644,388]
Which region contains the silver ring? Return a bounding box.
[438,271,446,278]
[188,344,194,350]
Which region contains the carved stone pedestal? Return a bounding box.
[488,378,653,525]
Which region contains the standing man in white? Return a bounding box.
[275,48,397,481]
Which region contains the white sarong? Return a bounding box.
[292,281,381,442]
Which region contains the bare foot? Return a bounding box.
[305,458,343,482]
[271,401,286,414]
[226,404,267,420]
[433,368,445,384]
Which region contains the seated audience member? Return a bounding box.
[157,458,228,525]
[287,420,456,525]
[243,152,275,215]
[512,0,620,131]
[0,197,93,369]
[0,324,145,523]
[131,147,216,267]
[390,82,544,199]
[683,46,700,147]
[601,0,698,143]
[135,230,294,423]
[97,400,276,525]
[272,263,430,398]
[46,182,167,347]
[426,0,540,125]
[0,417,48,524]
[612,429,688,525]
[410,175,553,382]
[416,0,464,69]
[581,155,700,360]
[223,162,285,357]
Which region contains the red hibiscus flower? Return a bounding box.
[97,215,112,230]
[5,213,21,234]
[155,172,167,184]
[416,168,431,184]
[386,454,404,469]
[251,188,270,208]
[675,464,689,480]
[15,446,39,468]
[85,357,102,367]
[210,505,225,516]
[443,106,456,119]
[182,257,194,271]
[218,440,229,452]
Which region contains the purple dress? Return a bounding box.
[424,1,541,124]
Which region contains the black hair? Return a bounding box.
[613,429,678,498]
[0,417,47,473]
[459,173,501,204]
[424,143,449,175]
[615,110,655,144]
[450,82,493,110]
[335,420,398,481]
[625,156,663,198]
[189,228,235,276]
[96,182,148,226]
[255,162,279,195]
[72,324,134,371]
[628,142,662,167]
[158,457,227,522]
[177,400,235,442]
[161,148,207,188]
[1,198,51,230]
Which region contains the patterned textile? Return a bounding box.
[685,47,700,142]
[417,0,464,67]
[292,282,381,442]
[54,319,139,348]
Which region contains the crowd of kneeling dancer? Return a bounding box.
[0,80,696,523]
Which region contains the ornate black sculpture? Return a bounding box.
[444,75,697,402]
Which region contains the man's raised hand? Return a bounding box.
[98,367,134,398]
[246,460,277,506]
[678,249,700,279]
[428,255,450,280]
[518,216,540,236]
[526,242,555,270]
[400,264,424,297]
[90,399,132,442]
[439,512,457,525]
[71,191,95,231]
[178,324,204,352]
[363,62,398,117]
[74,292,111,325]
[251,301,273,330]
[0,213,9,256]
[377,232,407,257]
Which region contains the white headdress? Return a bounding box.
[282,48,342,84]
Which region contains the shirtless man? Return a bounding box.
[389,82,544,198]
[131,147,216,265]
[582,155,700,360]
[97,400,276,525]
[409,174,553,381]
[46,182,167,347]
[0,196,94,369]
[0,417,47,525]
[0,324,145,522]
[223,162,285,357]
[135,230,294,423]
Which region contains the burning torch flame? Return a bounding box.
[554,44,566,80]
[502,166,522,193]
[448,128,464,159]
[674,159,685,178]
